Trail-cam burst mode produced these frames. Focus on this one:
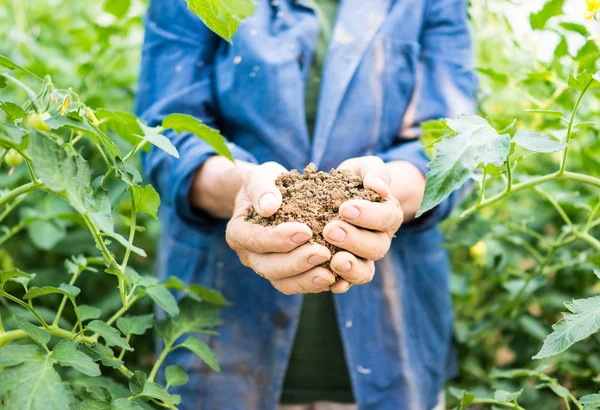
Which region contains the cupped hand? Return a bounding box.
[226,162,337,295]
[323,156,404,292]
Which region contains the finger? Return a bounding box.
[272,267,337,295]
[241,244,331,281]
[338,156,391,199]
[339,198,403,235]
[323,220,391,260]
[330,251,376,285]
[226,217,312,254]
[330,278,352,294]
[245,162,287,217]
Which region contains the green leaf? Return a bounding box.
[0,352,74,410]
[568,71,600,93]
[166,365,189,387]
[0,101,26,124]
[70,386,112,410]
[45,115,122,159]
[0,54,42,80]
[139,382,180,405]
[0,123,28,151]
[186,0,256,42]
[513,131,568,153]
[560,22,588,36]
[128,370,147,395]
[135,121,178,158]
[52,340,101,377]
[525,109,563,118]
[529,0,564,30]
[417,115,510,217]
[87,180,115,234]
[104,232,147,257]
[25,283,81,300]
[476,67,509,86]
[104,0,130,18]
[176,336,220,371]
[15,315,50,347]
[131,185,160,218]
[165,276,229,305]
[156,299,222,345]
[86,320,133,351]
[79,343,123,369]
[162,113,234,161]
[448,387,475,409]
[493,389,523,403]
[95,109,146,148]
[146,281,180,317]
[595,269,600,280]
[536,383,570,397]
[29,130,91,214]
[116,314,154,337]
[575,122,596,129]
[580,393,600,408]
[79,305,102,322]
[111,398,144,410]
[534,295,600,359]
[0,268,31,289]
[0,344,44,367]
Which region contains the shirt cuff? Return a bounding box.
[173,141,258,227]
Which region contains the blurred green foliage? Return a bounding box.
[3,0,600,408]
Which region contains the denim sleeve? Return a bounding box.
[378,0,478,230]
[135,0,258,226]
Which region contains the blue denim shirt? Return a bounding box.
[135,0,477,409]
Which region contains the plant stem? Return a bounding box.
[1,73,42,112]
[574,231,600,252]
[560,81,591,175]
[461,172,600,218]
[535,186,574,230]
[0,324,94,347]
[0,182,42,210]
[0,192,26,224]
[477,170,487,206]
[506,159,513,194]
[148,341,173,383]
[0,290,49,329]
[24,160,38,184]
[120,186,137,272]
[52,269,81,327]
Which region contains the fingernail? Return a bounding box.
[337,261,351,272]
[308,255,328,265]
[327,227,347,243]
[341,206,360,220]
[312,277,331,286]
[258,192,276,211]
[291,232,311,244]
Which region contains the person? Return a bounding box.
[135,0,477,409]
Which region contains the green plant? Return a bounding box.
[0,54,234,410]
[420,20,600,410]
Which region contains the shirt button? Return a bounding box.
[271,310,290,327]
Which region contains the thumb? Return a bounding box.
[245,162,287,217]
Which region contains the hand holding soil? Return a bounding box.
[226,157,404,295]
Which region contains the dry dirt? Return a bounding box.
[246,163,381,268]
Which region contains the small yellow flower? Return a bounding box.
[470,240,487,265]
[59,96,70,116]
[586,0,600,20]
[86,108,100,126]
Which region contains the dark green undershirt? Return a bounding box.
[280,0,354,405]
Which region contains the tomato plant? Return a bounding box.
[423,1,600,408]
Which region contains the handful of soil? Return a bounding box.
[246,163,382,267]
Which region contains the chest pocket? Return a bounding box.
[382,38,421,143]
